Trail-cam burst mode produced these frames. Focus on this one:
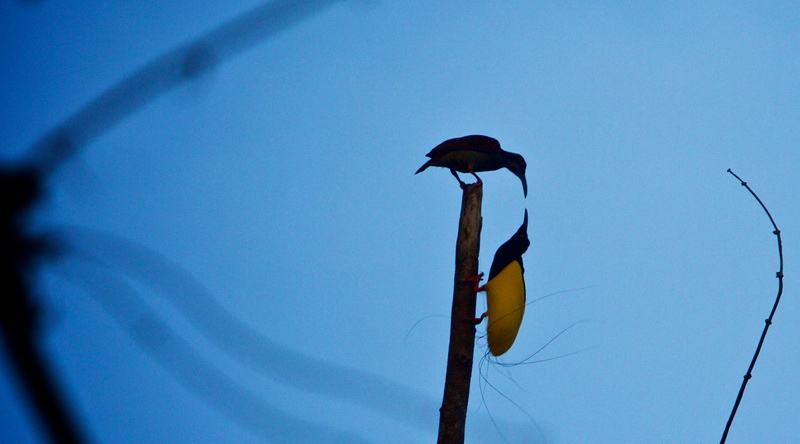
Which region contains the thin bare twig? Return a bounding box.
[720,169,785,444]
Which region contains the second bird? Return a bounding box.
[474,210,530,356]
[415,135,528,197]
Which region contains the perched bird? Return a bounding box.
[415,135,528,197]
[472,210,530,356]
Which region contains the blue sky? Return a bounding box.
[2,1,799,443]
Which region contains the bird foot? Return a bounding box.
[451,167,482,190]
[469,312,488,325]
[459,180,483,191]
[465,272,485,293]
[467,167,483,187]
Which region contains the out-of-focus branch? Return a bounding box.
[4,2,347,441]
[0,167,89,443]
[55,259,369,444]
[60,226,437,432]
[24,0,344,174]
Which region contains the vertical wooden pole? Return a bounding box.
[437,183,482,443]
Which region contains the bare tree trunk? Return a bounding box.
[437,183,482,443]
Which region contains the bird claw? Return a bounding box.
[467,166,483,187]
[469,312,488,325]
[452,167,482,190]
[459,180,482,191]
[465,272,485,293]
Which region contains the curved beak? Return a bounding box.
[506,162,528,197]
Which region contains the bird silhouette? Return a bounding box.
[415,135,527,197]
[472,210,530,356]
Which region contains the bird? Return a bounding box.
[415,135,528,197]
[471,210,530,356]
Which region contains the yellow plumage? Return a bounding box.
[484,261,526,356]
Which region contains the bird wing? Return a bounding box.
[425,135,502,157]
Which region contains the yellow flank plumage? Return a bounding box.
[484,260,526,356]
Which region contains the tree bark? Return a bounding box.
[437,183,482,443]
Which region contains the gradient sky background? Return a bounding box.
[2,1,799,443]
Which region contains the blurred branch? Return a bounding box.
[720,169,784,444]
[438,183,482,443]
[55,259,368,444]
[24,0,344,174]
[60,226,437,432]
[0,167,89,443]
[4,2,346,441]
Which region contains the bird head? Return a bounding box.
[503,152,528,197]
[487,210,530,281]
[501,209,531,257]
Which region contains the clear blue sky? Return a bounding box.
[2,1,799,443]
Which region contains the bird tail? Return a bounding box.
[415,159,433,174]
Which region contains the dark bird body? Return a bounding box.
[476,210,530,356]
[415,135,528,197]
